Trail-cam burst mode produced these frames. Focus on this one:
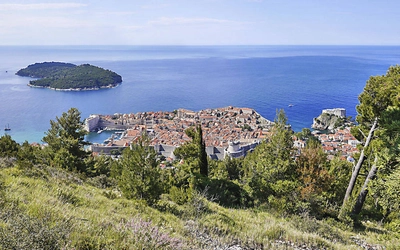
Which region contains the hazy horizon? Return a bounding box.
[2,44,400,47]
[1,1,399,46]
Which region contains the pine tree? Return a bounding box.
[243,109,298,207]
[42,108,90,172]
[341,65,400,216]
[113,135,163,205]
[0,134,19,158]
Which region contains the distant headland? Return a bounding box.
[311,108,353,131]
[16,62,123,91]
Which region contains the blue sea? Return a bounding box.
[0,45,399,143]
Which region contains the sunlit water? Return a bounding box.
[0,45,399,143]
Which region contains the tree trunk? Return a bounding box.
[352,156,378,215]
[342,118,378,208]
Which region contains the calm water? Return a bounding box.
[0,45,399,143]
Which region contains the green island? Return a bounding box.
[16,62,123,91]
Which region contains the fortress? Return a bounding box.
[84,115,100,132]
[322,108,346,118]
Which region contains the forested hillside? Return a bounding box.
[1,66,400,249]
[16,62,122,90]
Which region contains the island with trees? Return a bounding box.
[16,62,123,91]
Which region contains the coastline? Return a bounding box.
[27,83,121,91]
[2,45,396,145]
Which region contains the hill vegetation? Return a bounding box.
[1,65,400,249]
[16,62,122,90]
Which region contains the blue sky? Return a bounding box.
[0,0,399,45]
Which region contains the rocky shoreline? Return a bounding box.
[311,108,350,131]
[27,83,120,91]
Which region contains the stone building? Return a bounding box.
[322,108,346,118]
[85,115,100,132]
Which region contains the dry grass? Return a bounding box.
[0,164,398,249]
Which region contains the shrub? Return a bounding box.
[169,186,189,205]
[264,224,286,240]
[0,206,71,250]
[183,188,211,218]
[116,216,185,249]
[205,179,253,208]
[87,174,117,189]
[56,187,81,205]
[154,195,184,216]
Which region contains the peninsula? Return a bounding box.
[86,107,360,161]
[16,62,122,91]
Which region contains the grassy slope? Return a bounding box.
[0,162,397,249]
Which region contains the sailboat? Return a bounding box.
[4,124,11,131]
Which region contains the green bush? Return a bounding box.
[0,206,71,249]
[205,178,253,208]
[154,195,184,216]
[169,186,189,205]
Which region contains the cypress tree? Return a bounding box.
[197,124,208,177]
